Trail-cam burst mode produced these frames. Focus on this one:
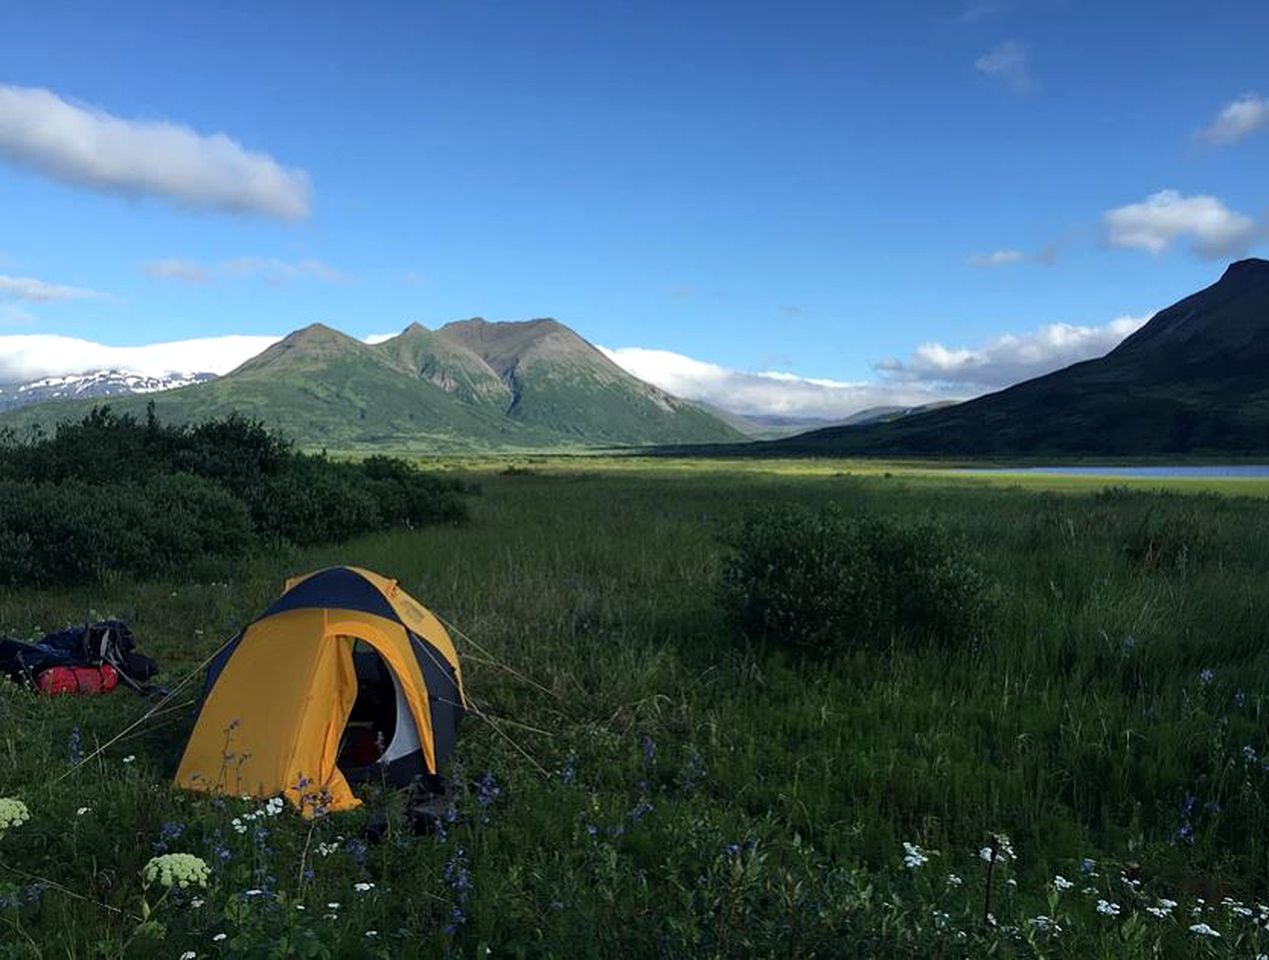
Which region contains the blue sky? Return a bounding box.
[1,0,1267,415]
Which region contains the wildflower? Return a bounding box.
[1052,875,1073,891]
[180,952,197,960]
[1029,915,1059,933]
[67,726,82,767]
[1235,689,1247,707]
[1199,668,1215,685]
[190,898,205,908]
[559,754,576,786]
[76,806,90,816]
[123,755,136,764]
[327,902,341,910]
[264,797,285,816]
[365,931,379,937]
[641,734,657,764]
[243,889,264,897]
[211,933,226,942]
[353,882,375,893]
[1158,898,1178,910]
[902,842,929,869]
[979,835,1015,864]
[1189,922,1221,938]
[627,799,653,824]
[142,853,210,890]
[947,874,963,887]
[231,817,247,835]
[1244,745,1258,763]
[475,772,501,810]
[1079,858,1096,874]
[1096,899,1122,917]
[442,846,472,935]
[0,797,31,836]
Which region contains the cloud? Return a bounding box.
[221,258,347,284]
[0,274,104,302]
[876,314,1148,390]
[1197,93,1269,145]
[142,259,210,283]
[975,40,1032,93]
[0,333,282,381]
[362,333,397,344]
[1104,189,1260,259]
[0,84,310,220]
[967,249,1026,268]
[600,345,954,419]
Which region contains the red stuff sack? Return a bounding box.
[36,663,119,696]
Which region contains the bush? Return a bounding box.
[719,505,992,650]
[0,474,254,586]
[0,407,475,586]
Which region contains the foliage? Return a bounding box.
[0,407,473,585]
[1,462,1268,956]
[719,504,993,649]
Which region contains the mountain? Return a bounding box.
[0,370,215,411]
[1,318,743,451]
[771,258,1269,457]
[437,318,736,443]
[709,402,961,440]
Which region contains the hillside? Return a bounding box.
[1,318,743,452]
[771,258,1269,457]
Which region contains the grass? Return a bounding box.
[2,459,1269,956]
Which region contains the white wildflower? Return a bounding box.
[0,797,31,835]
[1189,922,1221,938]
[1052,875,1073,891]
[353,881,375,893]
[76,806,90,816]
[902,842,929,869]
[212,933,226,942]
[365,930,379,937]
[327,902,341,910]
[190,897,205,908]
[946,874,963,887]
[179,952,196,960]
[243,888,264,897]
[123,755,136,764]
[141,853,210,890]
[1096,899,1121,917]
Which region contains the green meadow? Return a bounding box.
[3,458,1269,957]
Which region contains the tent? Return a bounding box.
[175,566,465,813]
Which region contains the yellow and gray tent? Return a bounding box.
[175,566,465,813]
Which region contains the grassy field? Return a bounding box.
[2,459,1269,957]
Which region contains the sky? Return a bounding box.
[1,0,1267,417]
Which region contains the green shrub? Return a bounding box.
[719,505,992,650]
[0,407,474,585]
[0,474,254,586]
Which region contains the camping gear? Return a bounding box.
[36,663,119,696]
[0,620,158,696]
[175,566,466,814]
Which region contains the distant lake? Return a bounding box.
[960,465,1269,479]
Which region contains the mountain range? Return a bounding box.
[0,370,216,411]
[0,317,742,451]
[768,257,1269,457]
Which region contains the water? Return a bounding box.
[961,465,1269,479]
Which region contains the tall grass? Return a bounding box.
[1,464,1268,956]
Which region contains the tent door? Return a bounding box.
[339,641,423,778]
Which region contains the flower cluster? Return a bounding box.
[902,842,930,870]
[0,797,30,836]
[142,853,211,889]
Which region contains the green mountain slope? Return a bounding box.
[772,258,1269,457]
[438,318,743,444]
[2,318,742,451]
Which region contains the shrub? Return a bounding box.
[0,407,474,586]
[719,505,992,650]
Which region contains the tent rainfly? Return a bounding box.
[175,566,465,814]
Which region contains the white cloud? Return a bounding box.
[975,40,1032,93]
[600,345,954,419]
[221,258,347,284]
[0,333,282,381]
[875,315,1148,390]
[0,84,310,220]
[1198,93,1269,145]
[968,249,1026,268]
[0,274,103,302]
[363,333,397,344]
[142,259,210,283]
[1104,189,1259,259]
